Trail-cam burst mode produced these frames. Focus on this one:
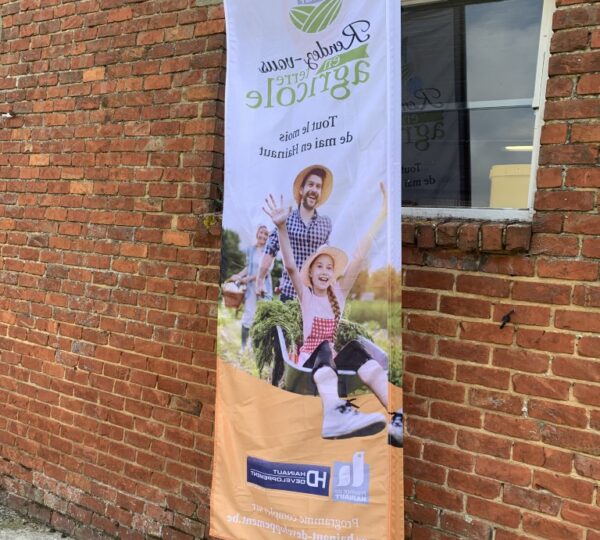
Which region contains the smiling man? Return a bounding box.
[256,164,333,303]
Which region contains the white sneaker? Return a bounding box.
[388,410,404,448]
[322,400,387,440]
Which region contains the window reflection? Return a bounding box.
[402,0,544,209]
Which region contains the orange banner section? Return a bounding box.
[211,361,403,540]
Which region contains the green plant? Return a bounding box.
[250,300,302,374]
[250,300,374,373]
[346,299,391,329]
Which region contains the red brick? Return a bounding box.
[423,443,474,472]
[566,167,600,187]
[403,290,438,310]
[541,123,568,144]
[440,296,491,318]
[431,402,482,429]
[457,364,510,390]
[448,470,500,499]
[516,329,575,354]
[457,430,511,459]
[492,347,550,373]
[538,258,599,280]
[480,223,503,251]
[469,388,524,416]
[565,215,600,235]
[554,4,600,29]
[578,73,600,96]
[573,284,600,307]
[535,189,594,211]
[523,513,584,540]
[574,455,600,481]
[495,531,530,540]
[459,321,514,346]
[537,167,563,188]
[439,339,489,364]
[572,123,600,143]
[542,424,600,454]
[551,27,590,52]
[513,374,571,400]
[402,222,416,245]
[532,212,564,234]
[573,383,600,407]
[407,314,458,337]
[457,222,480,251]
[405,500,438,526]
[404,269,455,290]
[415,483,463,513]
[466,497,521,528]
[440,512,492,540]
[556,309,600,332]
[456,274,510,297]
[505,224,532,252]
[512,281,572,305]
[403,332,435,355]
[493,303,551,327]
[553,355,600,382]
[513,442,572,473]
[408,417,456,445]
[539,143,597,164]
[414,378,465,403]
[528,399,588,428]
[562,500,600,530]
[534,470,594,504]
[504,484,561,515]
[436,221,460,246]
[530,233,580,257]
[484,413,542,442]
[416,223,436,248]
[475,455,532,486]
[405,355,455,380]
[546,76,574,97]
[481,255,535,277]
[405,457,447,485]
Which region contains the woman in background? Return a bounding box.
[226,225,273,353]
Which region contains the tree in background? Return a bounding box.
[368,266,402,301]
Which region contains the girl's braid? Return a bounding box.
[326,285,341,347]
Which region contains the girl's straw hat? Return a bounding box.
[300,245,348,288]
[293,164,333,207]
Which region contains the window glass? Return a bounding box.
[402,0,544,209]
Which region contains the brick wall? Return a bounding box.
[0,1,224,538]
[403,1,600,538]
[1,0,599,539]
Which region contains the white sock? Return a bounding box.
[313,367,342,411]
[358,360,388,409]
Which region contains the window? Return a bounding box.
[401,0,554,219]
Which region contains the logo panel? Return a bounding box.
[332,452,370,504]
[247,456,330,496]
[290,0,343,33]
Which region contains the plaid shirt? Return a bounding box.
[264,208,332,299]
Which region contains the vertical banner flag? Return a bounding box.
[212,1,402,539]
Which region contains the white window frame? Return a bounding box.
[401,0,555,221]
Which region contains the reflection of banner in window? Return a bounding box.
[402,6,470,207]
[211,1,402,539]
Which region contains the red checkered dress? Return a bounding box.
[299,316,336,357]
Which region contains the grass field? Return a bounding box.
[218,297,402,386]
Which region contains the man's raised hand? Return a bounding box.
[263,194,291,228]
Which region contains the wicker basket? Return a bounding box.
[222,283,245,308]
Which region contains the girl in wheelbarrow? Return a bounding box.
[264,183,403,446]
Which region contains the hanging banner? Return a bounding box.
[212,1,402,539]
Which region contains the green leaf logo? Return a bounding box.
[290,0,343,34]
